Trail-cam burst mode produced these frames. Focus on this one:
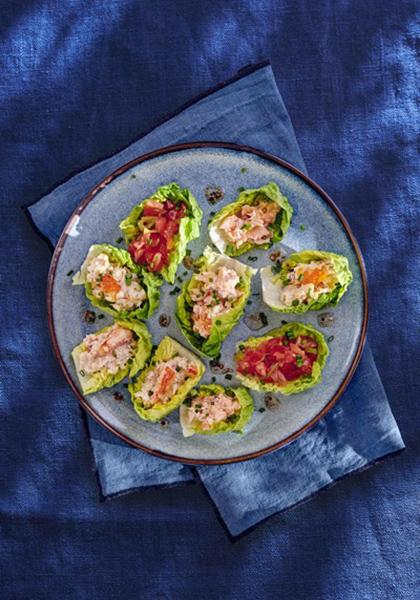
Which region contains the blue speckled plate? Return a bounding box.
[48,143,368,464]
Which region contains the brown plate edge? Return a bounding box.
[46,141,369,465]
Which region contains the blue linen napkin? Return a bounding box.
[26,63,404,536]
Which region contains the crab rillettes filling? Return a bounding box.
[279,260,337,307]
[186,392,241,430]
[79,324,136,375]
[189,266,243,338]
[218,200,279,249]
[86,252,146,312]
[135,357,198,408]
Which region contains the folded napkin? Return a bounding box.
[26,62,404,536]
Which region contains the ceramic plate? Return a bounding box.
[48,142,368,464]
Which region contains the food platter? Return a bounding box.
[48,142,368,464]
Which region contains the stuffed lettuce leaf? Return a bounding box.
[71,320,152,395]
[119,183,202,283]
[180,384,254,437]
[261,250,352,313]
[235,322,329,395]
[129,336,205,423]
[73,244,160,319]
[209,182,293,256]
[175,247,256,358]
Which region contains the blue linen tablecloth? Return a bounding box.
[1,1,419,598]
[28,62,405,537]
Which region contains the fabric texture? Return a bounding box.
[27,64,405,535]
[1,1,418,598]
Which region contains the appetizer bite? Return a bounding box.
[180,384,253,437]
[175,247,256,358]
[71,320,152,395]
[235,322,329,394]
[73,244,160,319]
[209,182,293,256]
[119,183,202,283]
[129,336,204,423]
[261,250,352,313]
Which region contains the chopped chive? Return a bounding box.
[328,335,335,342]
[215,319,222,325]
[185,249,191,256]
[66,269,74,277]
[286,330,295,340]
[299,224,305,231]
[79,370,85,377]
[131,173,137,179]
[298,273,304,281]
[237,186,245,193]
[116,237,123,244]
[97,314,105,319]
[125,275,132,286]
[225,374,232,380]
[240,167,248,173]
[211,376,216,383]
[292,299,299,307]
[258,407,266,413]
[247,256,258,262]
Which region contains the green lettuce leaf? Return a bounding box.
[261,249,353,313]
[73,243,160,319]
[71,320,152,395]
[175,247,256,358]
[179,384,254,437]
[209,182,293,256]
[129,336,205,422]
[235,322,329,395]
[119,183,202,284]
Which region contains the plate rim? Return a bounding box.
[47,141,369,465]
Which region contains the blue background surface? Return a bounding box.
[1,1,418,598]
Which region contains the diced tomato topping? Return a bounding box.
[128,198,187,272]
[142,200,164,217]
[236,335,317,385]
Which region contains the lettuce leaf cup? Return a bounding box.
[180,384,254,437]
[209,182,293,256]
[71,320,152,395]
[72,244,160,320]
[129,336,205,423]
[261,250,352,313]
[119,183,202,284]
[175,246,256,358]
[235,322,329,395]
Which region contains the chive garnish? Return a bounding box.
[66,270,74,277]
[116,237,123,244]
[240,167,248,173]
